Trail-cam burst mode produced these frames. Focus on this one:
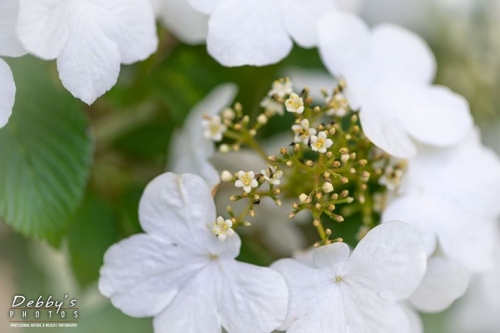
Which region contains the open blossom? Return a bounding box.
[272,221,427,333]
[202,115,226,141]
[292,119,317,144]
[212,216,235,242]
[269,78,294,98]
[318,11,473,158]
[260,97,285,116]
[235,171,258,193]
[285,93,305,114]
[169,84,237,191]
[99,173,288,332]
[17,0,158,105]
[0,0,26,129]
[326,92,349,117]
[310,131,333,153]
[262,166,283,186]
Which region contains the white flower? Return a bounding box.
[188,0,336,66]
[325,93,349,117]
[202,115,227,141]
[285,93,305,114]
[99,173,288,332]
[269,78,294,98]
[262,166,283,186]
[271,221,427,333]
[383,130,500,273]
[168,84,237,192]
[260,97,285,116]
[212,216,235,242]
[318,11,473,158]
[235,171,258,193]
[153,0,208,45]
[0,0,26,129]
[292,119,317,144]
[310,131,333,153]
[17,0,158,105]
[379,164,405,191]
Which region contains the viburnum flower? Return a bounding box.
[202,115,227,141]
[272,221,427,333]
[292,119,317,144]
[310,131,333,153]
[285,93,305,114]
[383,130,500,273]
[318,11,473,158]
[99,173,288,332]
[16,0,158,105]
[152,0,208,45]
[269,78,294,98]
[212,216,235,242]
[235,171,258,193]
[0,0,26,129]
[262,166,283,186]
[260,97,285,116]
[168,84,237,192]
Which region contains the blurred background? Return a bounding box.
[1,0,499,332]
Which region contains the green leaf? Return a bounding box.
[0,56,92,241]
[67,194,117,288]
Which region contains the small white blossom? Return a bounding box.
[322,182,334,193]
[379,165,405,191]
[292,119,317,144]
[212,216,235,242]
[262,166,283,186]
[272,221,427,333]
[202,115,227,141]
[99,173,288,332]
[310,131,333,153]
[235,171,258,193]
[326,93,349,117]
[285,93,305,114]
[260,97,285,116]
[269,78,293,98]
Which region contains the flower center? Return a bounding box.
[241,174,252,186]
[314,138,325,149]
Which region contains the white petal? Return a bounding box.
[168,83,237,190]
[370,24,436,85]
[348,221,427,300]
[218,261,288,333]
[318,11,370,80]
[153,265,221,333]
[379,85,472,148]
[139,173,241,257]
[158,0,208,44]
[56,4,121,105]
[400,303,424,333]
[207,0,292,66]
[409,257,469,312]
[0,59,15,128]
[280,0,336,48]
[313,242,350,271]
[187,0,224,14]
[17,0,70,60]
[358,95,417,158]
[95,0,158,64]
[0,0,27,57]
[99,234,207,317]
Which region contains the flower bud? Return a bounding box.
[221,170,233,182]
[322,182,334,193]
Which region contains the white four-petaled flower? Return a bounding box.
[99,173,288,333]
[235,170,258,193]
[310,131,333,153]
[272,221,427,333]
[17,0,158,105]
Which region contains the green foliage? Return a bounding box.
[0,57,92,243]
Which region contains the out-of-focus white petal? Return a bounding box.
[318,11,370,79]
[0,0,27,57]
[379,85,472,148]
[313,242,350,269]
[280,0,335,48]
[95,0,158,64]
[168,83,237,190]
[0,59,15,129]
[218,261,288,333]
[370,24,436,85]
[98,234,206,317]
[17,0,70,59]
[187,0,224,14]
[358,96,418,158]
[139,173,241,257]
[158,0,208,45]
[409,257,470,312]
[401,303,424,333]
[349,221,427,300]
[207,0,292,66]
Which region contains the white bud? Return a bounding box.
[222,107,235,120]
[257,114,268,125]
[322,182,334,193]
[221,170,233,182]
[219,144,230,153]
[299,193,309,204]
